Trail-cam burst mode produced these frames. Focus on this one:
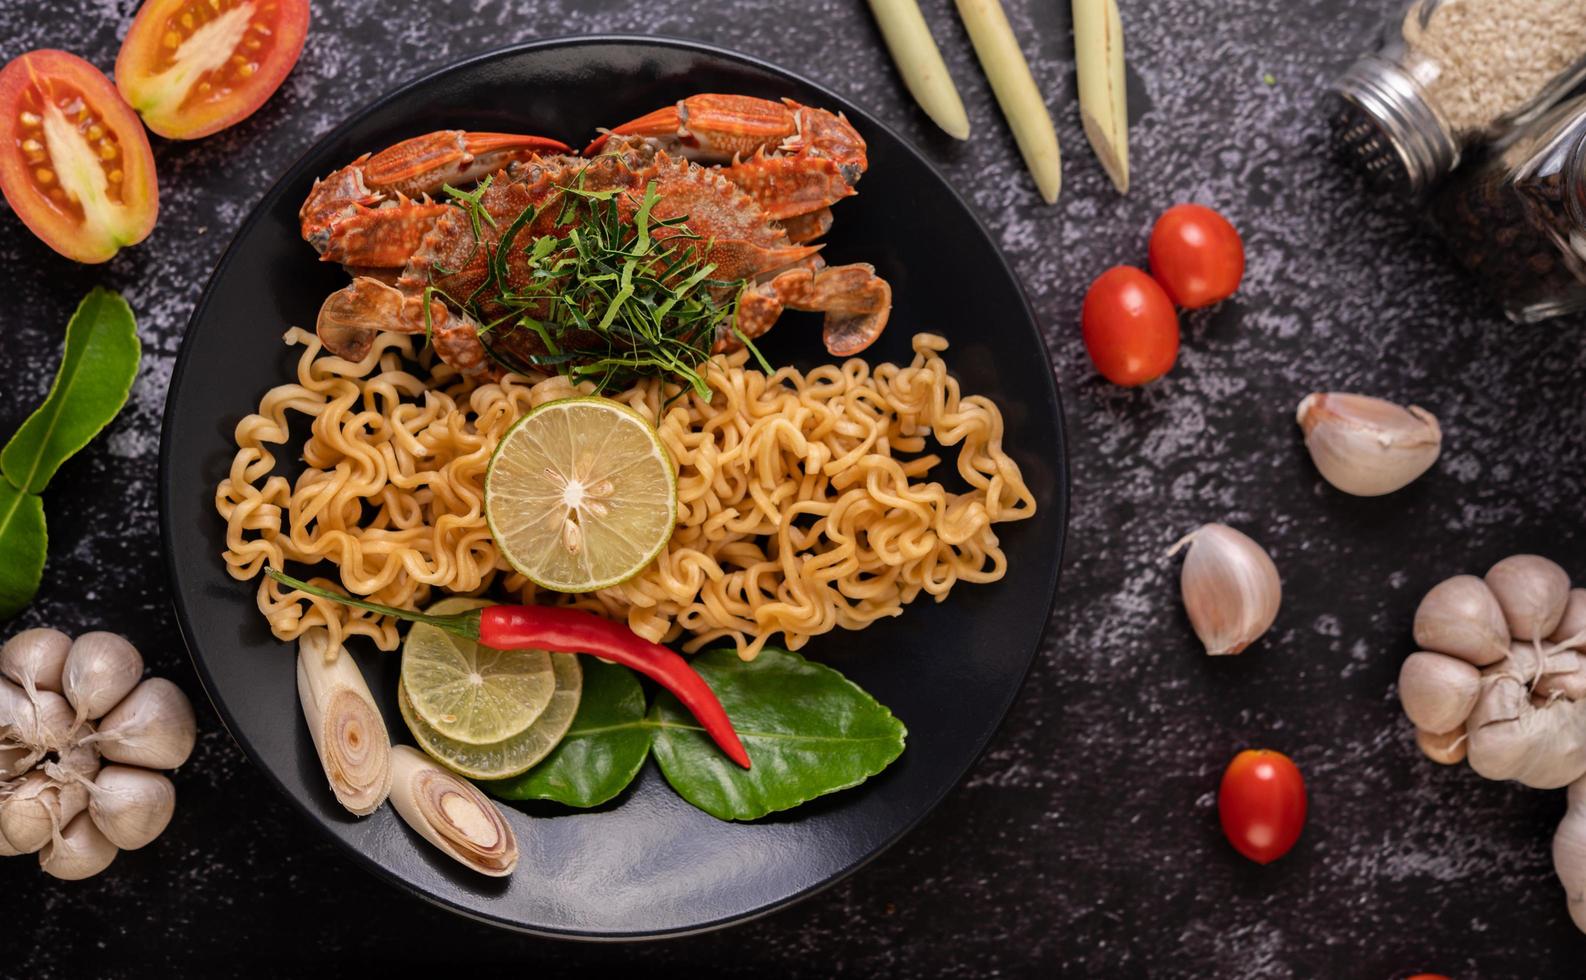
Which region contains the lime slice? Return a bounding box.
[401,597,555,745]
[485,397,677,594]
[399,653,583,780]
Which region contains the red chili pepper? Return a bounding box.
[266,569,751,769]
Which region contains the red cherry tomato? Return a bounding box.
[1148,203,1245,308]
[116,0,310,140]
[1218,749,1307,864]
[0,50,159,263]
[1080,265,1179,386]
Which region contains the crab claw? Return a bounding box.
[301,131,570,249]
[588,96,866,235]
[587,95,866,175]
[318,276,495,377]
[362,131,571,198]
[730,262,892,357]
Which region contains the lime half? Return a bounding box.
[401,597,556,745]
[485,397,677,593]
[399,653,583,780]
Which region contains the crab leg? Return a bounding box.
[300,130,570,253]
[317,276,495,378]
[730,262,892,357]
[587,96,867,224]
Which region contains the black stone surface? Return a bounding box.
[0,1,1582,977]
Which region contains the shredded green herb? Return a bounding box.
[442,167,762,399]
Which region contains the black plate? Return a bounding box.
[159,36,1068,939]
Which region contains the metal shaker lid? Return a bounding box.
[1331,54,1460,197]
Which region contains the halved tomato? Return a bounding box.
[116,0,309,140]
[0,50,159,264]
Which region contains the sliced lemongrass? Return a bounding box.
[954,0,1062,202]
[389,745,518,877]
[867,0,971,139]
[296,629,391,817]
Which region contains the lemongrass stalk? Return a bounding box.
[296,629,391,817]
[868,0,971,140]
[954,0,1062,202]
[1073,0,1129,192]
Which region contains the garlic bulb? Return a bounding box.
[86,765,175,850]
[62,632,143,729]
[1169,523,1281,655]
[39,811,117,881]
[296,629,390,816]
[389,745,518,876]
[1295,392,1442,496]
[1412,574,1510,667]
[1486,554,1571,641]
[1416,725,1467,765]
[0,628,70,701]
[87,677,196,770]
[1398,652,1480,734]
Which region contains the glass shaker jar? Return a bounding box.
[1428,94,1586,322]
[1332,0,1586,196]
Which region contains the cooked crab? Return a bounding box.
[297,95,891,378]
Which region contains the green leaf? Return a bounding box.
[485,659,653,807]
[2,288,140,494]
[0,482,46,620]
[650,648,908,821]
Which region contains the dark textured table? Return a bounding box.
[2,1,1584,977]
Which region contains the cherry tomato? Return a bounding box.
[1218,749,1307,864]
[1148,203,1245,308]
[1081,265,1179,386]
[0,50,159,264]
[116,0,310,140]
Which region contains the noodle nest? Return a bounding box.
[217,328,1036,659]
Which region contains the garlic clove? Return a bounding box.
[0,628,71,698]
[389,745,518,876]
[86,765,175,850]
[1486,554,1571,641]
[0,820,21,856]
[1,688,75,754]
[1555,778,1586,934]
[1169,523,1281,656]
[62,632,144,728]
[1412,574,1511,667]
[90,677,196,770]
[1295,392,1442,496]
[0,770,58,853]
[1416,725,1467,765]
[1549,589,1586,650]
[1398,651,1481,734]
[40,811,118,881]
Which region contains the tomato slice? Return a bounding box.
[116,0,309,140]
[0,50,159,264]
